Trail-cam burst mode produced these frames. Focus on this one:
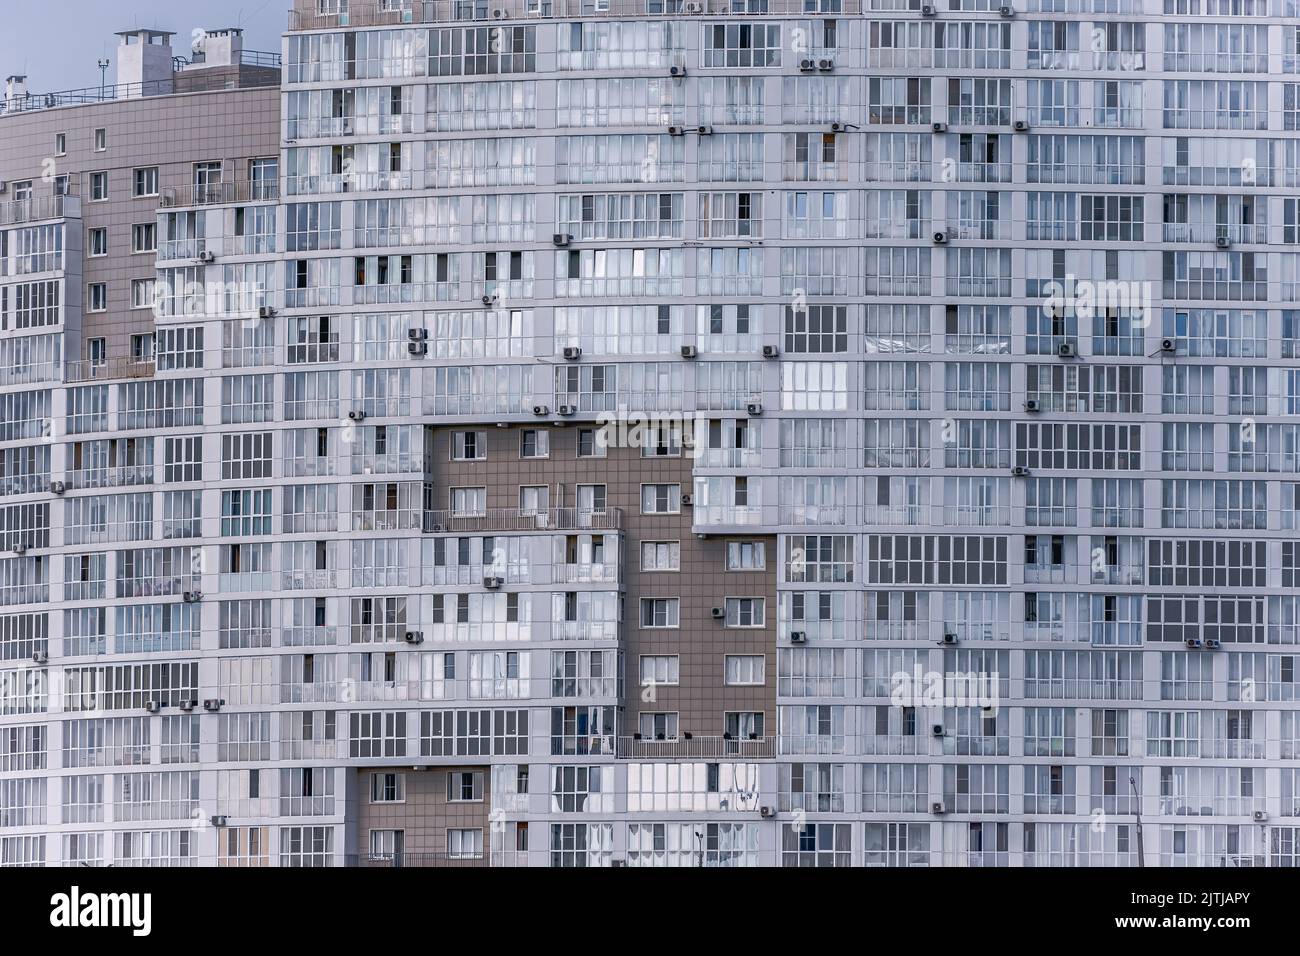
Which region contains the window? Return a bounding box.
[640,598,680,629]
[447,771,484,802]
[132,223,157,253]
[725,655,765,686]
[639,712,679,741]
[131,279,155,310]
[94,128,106,151]
[520,429,549,459]
[89,172,108,202]
[727,541,766,570]
[447,828,483,859]
[639,655,679,686]
[87,284,107,312]
[369,772,405,803]
[641,541,680,571]
[88,338,106,367]
[450,487,486,516]
[55,133,66,156]
[133,167,159,197]
[88,228,107,258]
[641,483,681,514]
[577,428,606,458]
[726,597,765,628]
[451,430,486,461]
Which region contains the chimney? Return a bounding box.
[4,74,27,107]
[190,27,243,68]
[114,29,175,97]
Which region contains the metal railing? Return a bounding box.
[160,180,280,208]
[289,0,857,31]
[615,735,775,759]
[423,507,623,533]
[344,852,488,868]
[0,72,280,116]
[189,49,282,69]
[0,195,78,226]
[64,358,154,384]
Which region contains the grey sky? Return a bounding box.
[1,0,285,94]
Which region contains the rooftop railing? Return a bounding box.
[0,71,279,117]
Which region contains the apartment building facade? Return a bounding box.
[2,0,1300,866]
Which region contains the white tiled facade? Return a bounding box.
[3,0,1300,866]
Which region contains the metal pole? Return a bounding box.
[97,59,109,99]
[1129,775,1145,867]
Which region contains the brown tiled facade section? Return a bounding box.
[0,84,280,360]
[352,766,491,864]
[431,425,777,739]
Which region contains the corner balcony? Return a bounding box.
[0,195,78,226]
[423,508,623,534]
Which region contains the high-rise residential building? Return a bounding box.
[1,0,1299,867]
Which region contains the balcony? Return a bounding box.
[160,180,279,208]
[65,464,155,490]
[0,195,78,226]
[64,358,154,384]
[423,508,622,534]
[343,852,487,869]
[615,735,775,759]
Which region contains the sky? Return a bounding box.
[0,0,286,94]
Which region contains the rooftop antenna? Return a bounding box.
[97,58,110,98]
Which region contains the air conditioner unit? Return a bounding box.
[1159,337,1176,352]
[999,4,1015,15]
[1205,638,1221,649]
[491,7,509,18]
[532,404,550,416]
[210,815,228,828]
[145,701,161,714]
[403,631,424,645]
[941,632,958,645]
[930,801,946,815]
[203,698,224,712]
[759,806,776,818]
[681,493,693,506]
[931,724,944,737]
[711,607,726,619]
[159,193,174,207]
[762,344,779,358]
[1216,235,1232,249]
[407,327,428,341]
[746,402,764,416]
[683,0,703,13]
[483,576,504,589]
[799,58,816,72]
[932,121,947,133]
[49,480,66,495]
[348,410,367,422]
[1024,399,1041,412]
[680,344,697,359]
[830,122,847,133]
[668,125,686,137]
[481,295,496,306]
[407,341,427,357]
[182,590,202,603]
[557,404,576,416]
[1013,119,1029,132]
[553,233,572,247]
[818,58,834,71]
[12,544,26,556]
[790,631,807,644]
[258,306,276,319]
[32,651,48,665]
[697,125,714,136]
[1057,341,1077,358]
[921,4,936,15]
[563,346,582,361]
[1253,810,1268,823]
[1185,637,1203,649]
[933,230,949,244]
[670,65,687,78]
[179,700,195,712]
[198,251,216,264]
[1012,466,1031,478]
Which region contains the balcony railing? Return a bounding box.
[615,735,775,759]
[423,508,623,534]
[64,358,154,384]
[160,180,280,208]
[343,852,487,868]
[0,195,78,226]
